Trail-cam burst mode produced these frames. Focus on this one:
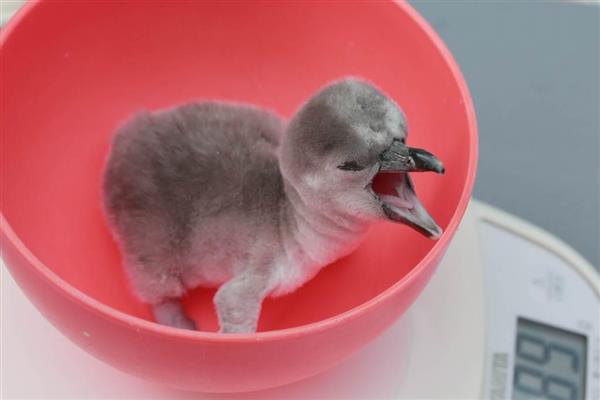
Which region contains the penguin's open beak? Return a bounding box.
[370,140,444,239]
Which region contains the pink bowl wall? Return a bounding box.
[0,0,477,392]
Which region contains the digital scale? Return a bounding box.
[2,200,599,399]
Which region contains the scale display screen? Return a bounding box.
[513,318,587,400]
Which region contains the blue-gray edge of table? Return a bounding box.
[411,1,599,270]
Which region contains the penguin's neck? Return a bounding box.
[279,181,369,270]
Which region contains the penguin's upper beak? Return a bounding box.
[370,140,444,239]
[379,139,445,174]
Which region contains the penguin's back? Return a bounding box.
[103,102,286,259]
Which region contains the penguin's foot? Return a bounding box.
[153,299,197,330]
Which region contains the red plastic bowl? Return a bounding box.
[0,0,477,393]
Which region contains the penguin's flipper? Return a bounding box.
[214,270,274,333]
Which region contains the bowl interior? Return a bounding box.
[1,1,473,332]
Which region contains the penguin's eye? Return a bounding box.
[337,161,364,171]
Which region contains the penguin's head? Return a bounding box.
[280,78,444,239]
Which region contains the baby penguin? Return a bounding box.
[103,77,444,333]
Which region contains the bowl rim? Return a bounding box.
[0,0,478,343]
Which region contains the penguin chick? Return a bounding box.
[103,77,444,333]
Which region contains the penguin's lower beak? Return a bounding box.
[373,173,442,239]
[370,141,444,239]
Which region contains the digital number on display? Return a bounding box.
[513,318,587,400]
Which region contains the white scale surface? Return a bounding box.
[2,200,599,399]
